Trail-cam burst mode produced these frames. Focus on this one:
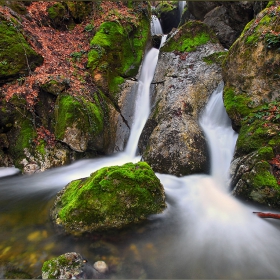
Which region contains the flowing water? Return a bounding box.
[1,18,280,279]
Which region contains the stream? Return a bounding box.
[1,15,280,279]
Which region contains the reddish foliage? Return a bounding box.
[34,126,55,147]
[0,1,136,108]
[269,154,280,185]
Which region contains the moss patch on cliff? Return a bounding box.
[161,20,218,53]
[87,11,150,96]
[51,162,166,235]
[0,19,43,82]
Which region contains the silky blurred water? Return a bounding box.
[1,17,280,279]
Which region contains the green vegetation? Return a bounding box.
[0,19,43,81]
[87,14,150,95]
[42,253,81,279]
[52,162,166,235]
[223,87,253,128]
[202,51,227,66]
[54,93,104,141]
[161,21,218,53]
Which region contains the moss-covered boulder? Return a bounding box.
[50,162,166,236]
[223,2,280,208]
[0,18,43,83]
[139,21,224,176]
[54,91,109,153]
[222,3,280,129]
[87,6,150,98]
[160,20,218,52]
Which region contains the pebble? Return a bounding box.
[93,261,108,274]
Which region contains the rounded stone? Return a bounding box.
[93,261,108,273]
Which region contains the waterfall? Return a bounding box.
[199,82,238,186]
[125,16,164,157]
[151,15,163,35]
[178,1,186,18]
[2,14,280,280]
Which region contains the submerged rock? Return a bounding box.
[50,162,166,236]
[139,21,224,176]
[42,252,103,279]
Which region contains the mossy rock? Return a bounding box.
[230,100,280,208]
[155,1,180,33]
[47,2,75,30]
[4,95,36,165]
[87,10,150,97]
[42,252,85,279]
[222,2,280,129]
[40,76,70,96]
[160,20,218,53]
[54,92,106,152]
[50,162,166,236]
[231,150,280,208]
[0,19,43,83]
[66,2,91,23]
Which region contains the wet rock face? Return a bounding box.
[187,1,268,48]
[50,162,166,236]
[222,2,280,208]
[230,151,280,209]
[139,22,224,177]
[155,2,180,34]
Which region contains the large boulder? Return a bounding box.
[138,21,225,176]
[50,162,166,236]
[87,6,150,99]
[223,2,280,208]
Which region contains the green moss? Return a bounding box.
[202,51,227,66]
[14,119,35,156]
[223,87,252,127]
[87,14,150,95]
[36,140,46,157]
[257,146,274,160]
[251,161,279,189]
[0,20,43,80]
[42,255,73,279]
[161,21,217,53]
[54,162,166,234]
[54,94,104,141]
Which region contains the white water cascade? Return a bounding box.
[200,82,238,186]
[1,17,280,279]
[151,15,163,35]
[178,1,186,18]
[124,48,159,157]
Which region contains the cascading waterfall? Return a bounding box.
[178,1,186,18]
[199,81,238,186]
[1,15,280,279]
[124,48,159,157]
[125,15,164,157]
[151,15,163,35]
